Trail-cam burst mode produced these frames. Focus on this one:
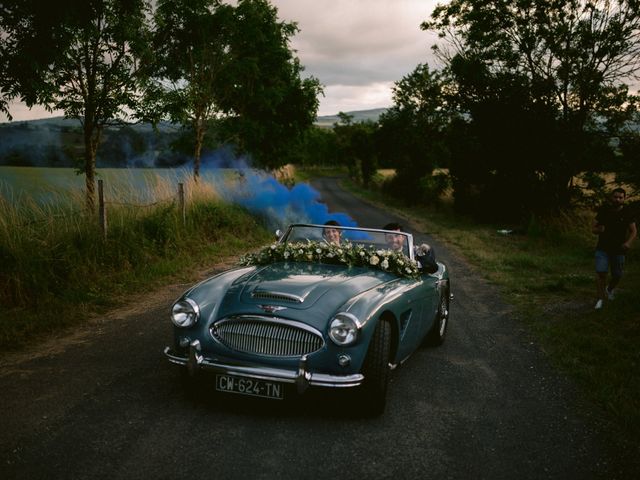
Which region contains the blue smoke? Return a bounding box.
[195,148,357,232]
[197,147,359,231]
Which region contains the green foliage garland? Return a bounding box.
[238,240,420,278]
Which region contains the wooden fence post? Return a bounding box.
[98,179,107,239]
[178,182,186,225]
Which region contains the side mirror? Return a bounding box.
[421,262,439,274]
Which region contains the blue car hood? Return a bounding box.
[213,262,396,323]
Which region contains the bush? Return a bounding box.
[381,170,451,205]
[418,171,451,203]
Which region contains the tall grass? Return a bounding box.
[0,173,270,351]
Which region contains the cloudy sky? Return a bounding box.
[278,0,441,115]
[2,0,441,122]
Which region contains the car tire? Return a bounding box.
[359,318,392,416]
[425,287,450,347]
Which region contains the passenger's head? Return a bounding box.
[382,222,406,252]
[323,220,342,245]
[383,222,403,231]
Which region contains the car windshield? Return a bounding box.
[281,224,412,258]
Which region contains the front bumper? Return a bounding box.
[164,340,364,394]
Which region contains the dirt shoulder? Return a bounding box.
[0,257,238,372]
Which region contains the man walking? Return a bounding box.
[592,188,637,309]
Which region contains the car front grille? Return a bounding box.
[211,317,324,357]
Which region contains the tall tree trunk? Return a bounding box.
[83,121,101,212]
[193,118,206,181]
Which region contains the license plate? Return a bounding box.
[215,374,284,400]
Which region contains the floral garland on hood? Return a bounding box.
[238,240,421,278]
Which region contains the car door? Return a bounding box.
[394,273,438,361]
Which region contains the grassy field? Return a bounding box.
[0,170,271,351]
[0,166,241,204]
[341,175,639,451]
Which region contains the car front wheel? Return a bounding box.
[425,287,450,347]
[359,318,392,416]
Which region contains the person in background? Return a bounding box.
[323,220,342,245]
[382,222,438,273]
[592,187,637,309]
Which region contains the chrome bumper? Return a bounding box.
[164,340,364,394]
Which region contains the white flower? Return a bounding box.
[239,239,422,279]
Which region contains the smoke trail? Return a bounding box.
[198,148,357,231]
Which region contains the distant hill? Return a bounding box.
[0,118,184,168]
[314,108,388,127]
[0,108,390,167]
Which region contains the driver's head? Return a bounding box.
[323,220,342,245]
[383,222,405,252]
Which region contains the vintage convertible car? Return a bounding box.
[164,223,451,415]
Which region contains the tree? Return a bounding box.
[423,0,640,217]
[294,126,339,167]
[444,61,582,218]
[332,113,379,187]
[1,1,87,120]
[142,0,320,174]
[142,0,234,180]
[617,129,640,195]
[216,0,322,169]
[376,64,450,201]
[1,0,152,210]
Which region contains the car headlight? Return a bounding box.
[171,298,200,327]
[329,313,361,346]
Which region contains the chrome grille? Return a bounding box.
[212,317,323,357]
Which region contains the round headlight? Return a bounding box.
[329,313,360,346]
[171,298,200,327]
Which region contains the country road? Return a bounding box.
[0,177,624,479]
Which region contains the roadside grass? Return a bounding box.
[343,178,640,443]
[0,175,270,352]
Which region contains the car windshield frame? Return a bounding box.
[279,223,416,261]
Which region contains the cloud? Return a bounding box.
[1,103,65,123]
[320,83,396,115]
[273,0,440,114]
